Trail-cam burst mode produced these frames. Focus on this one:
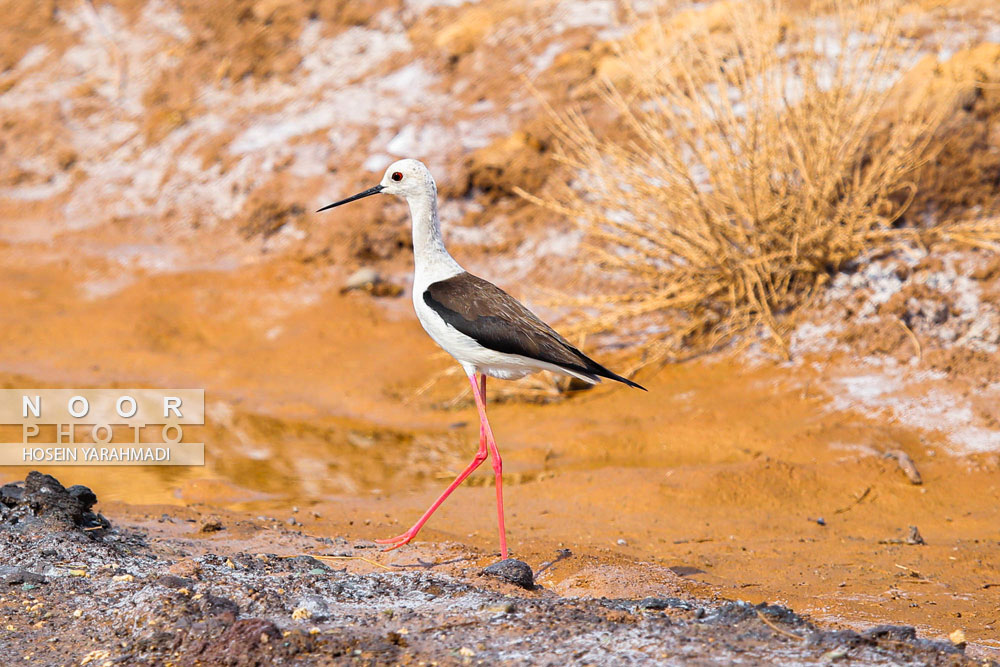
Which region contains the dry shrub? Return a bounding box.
[927,217,1000,252]
[517,0,959,365]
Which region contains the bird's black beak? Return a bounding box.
[316,184,384,212]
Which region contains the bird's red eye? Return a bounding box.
[391,172,403,182]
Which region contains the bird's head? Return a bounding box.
[317,159,435,212]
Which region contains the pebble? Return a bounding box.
[341,267,403,297]
[199,516,224,533]
[343,267,379,291]
[906,526,926,545]
[886,450,922,485]
[485,602,516,615]
[80,649,110,665]
[294,595,330,620]
[483,558,534,590]
[820,646,849,661]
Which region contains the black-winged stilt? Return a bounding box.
[319,158,645,559]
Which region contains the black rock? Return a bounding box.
[862,625,917,642]
[638,597,694,611]
[0,482,24,507]
[0,566,47,586]
[1,472,111,534]
[23,471,82,525]
[810,629,863,647]
[79,511,111,531]
[708,601,804,627]
[483,558,534,590]
[68,485,98,512]
[289,555,331,572]
[201,594,240,619]
[156,575,195,589]
[24,471,66,496]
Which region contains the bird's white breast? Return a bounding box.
[404,188,592,382]
[412,283,573,381]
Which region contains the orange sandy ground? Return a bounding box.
[1,250,998,658]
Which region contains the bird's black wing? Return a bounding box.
[423,272,645,390]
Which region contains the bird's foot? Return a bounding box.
[375,529,418,552]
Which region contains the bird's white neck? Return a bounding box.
[408,190,462,285]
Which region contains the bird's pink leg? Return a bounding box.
[479,373,487,453]
[471,373,508,559]
[376,373,490,551]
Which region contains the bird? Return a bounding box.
[318,158,645,559]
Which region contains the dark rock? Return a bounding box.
[1,566,47,585]
[810,629,863,647]
[710,601,804,627]
[136,631,177,652]
[483,558,534,590]
[67,485,98,512]
[637,597,694,611]
[21,471,84,527]
[156,575,195,589]
[0,472,112,535]
[80,511,111,531]
[0,482,24,506]
[289,555,330,572]
[196,618,282,663]
[199,516,224,533]
[201,594,240,620]
[24,471,67,495]
[862,625,917,642]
